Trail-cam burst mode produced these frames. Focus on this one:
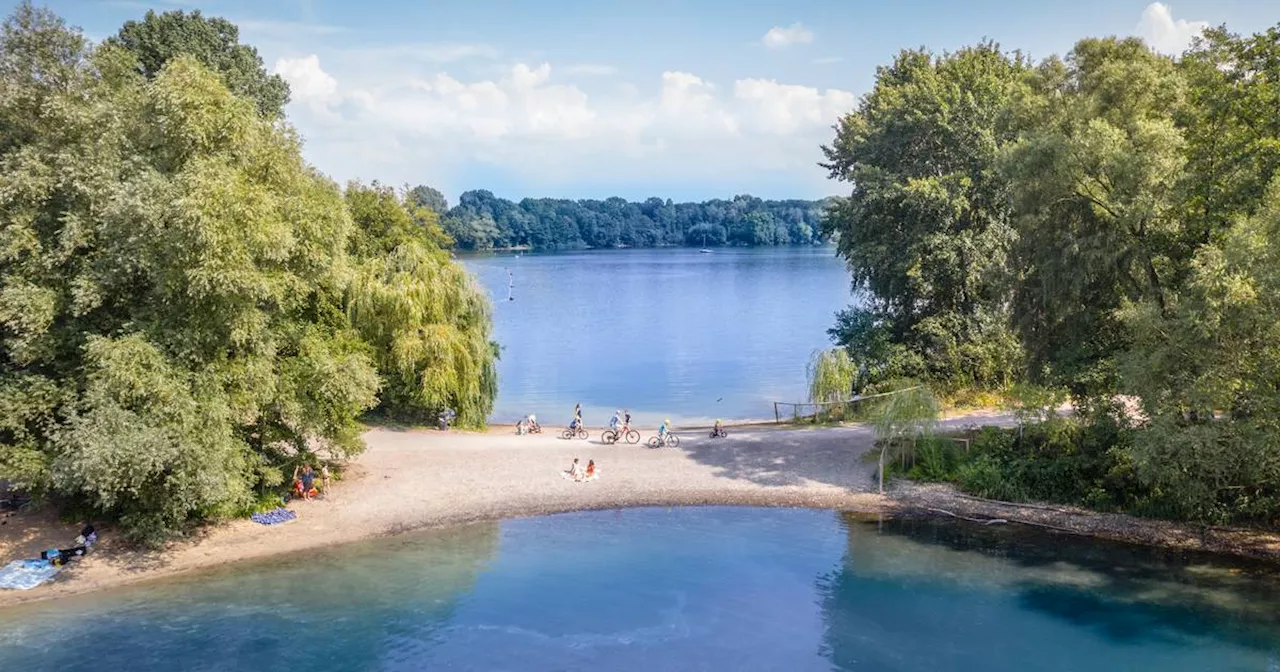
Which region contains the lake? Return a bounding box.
[462,246,854,426]
[2,507,1278,670]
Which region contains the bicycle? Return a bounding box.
[561,426,588,440]
[709,427,728,438]
[647,433,680,448]
[602,427,641,444]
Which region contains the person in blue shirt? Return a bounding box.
[609,409,620,432]
[658,418,670,443]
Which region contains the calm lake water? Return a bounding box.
[462,247,854,426]
[2,507,1279,671]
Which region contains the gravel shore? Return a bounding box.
[3,411,1278,608]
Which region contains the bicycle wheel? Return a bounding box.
[625,429,640,444]
[647,437,660,448]
[602,430,618,445]
[561,429,574,440]
[576,428,588,440]
[667,434,680,448]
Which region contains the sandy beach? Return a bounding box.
[4,411,1280,608]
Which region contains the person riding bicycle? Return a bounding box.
[658,418,670,443]
[570,403,583,430]
[713,419,724,437]
[623,409,632,431]
[609,410,621,433]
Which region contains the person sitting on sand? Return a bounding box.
[585,460,596,479]
[293,464,317,500]
[566,458,584,481]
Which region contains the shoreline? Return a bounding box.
[4,414,1280,609]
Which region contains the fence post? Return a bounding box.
[774,402,780,425]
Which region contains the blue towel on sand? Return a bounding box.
[250,508,297,526]
[0,559,61,590]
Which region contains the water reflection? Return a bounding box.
[820,514,1280,671]
[2,509,1279,671]
[0,523,500,671]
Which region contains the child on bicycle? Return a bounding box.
[658,418,670,443]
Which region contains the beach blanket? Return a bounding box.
[0,559,61,590]
[250,508,297,526]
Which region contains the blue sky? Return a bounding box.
[19,0,1280,203]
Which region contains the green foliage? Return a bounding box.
[106,8,289,119]
[869,382,940,493]
[822,42,1029,390]
[828,23,1280,528]
[0,6,496,543]
[806,348,856,404]
[1003,383,1067,426]
[346,186,498,427]
[441,190,830,250]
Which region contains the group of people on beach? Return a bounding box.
[564,458,598,482]
[291,464,330,501]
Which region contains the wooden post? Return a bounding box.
[774,402,780,425]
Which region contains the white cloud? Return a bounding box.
[761,23,814,49]
[562,64,618,76]
[274,55,338,103]
[733,79,855,135]
[273,54,853,196]
[1135,2,1208,55]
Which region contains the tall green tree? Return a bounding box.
[344,184,498,427]
[821,42,1031,390]
[0,6,381,542]
[107,8,289,118]
[1003,38,1188,396]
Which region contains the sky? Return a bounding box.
[17,0,1280,203]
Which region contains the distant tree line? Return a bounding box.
[406,186,833,250]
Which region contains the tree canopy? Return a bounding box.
[821,42,1030,390]
[825,23,1280,524]
[106,8,289,119]
[0,4,495,542]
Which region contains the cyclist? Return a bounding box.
[570,403,582,431]
[609,409,621,433]
[713,419,725,437]
[658,418,670,445]
[623,409,632,431]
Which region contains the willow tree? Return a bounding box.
[870,383,940,494]
[0,6,380,542]
[345,184,498,427]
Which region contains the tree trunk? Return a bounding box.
[878,444,887,494]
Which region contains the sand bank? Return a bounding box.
[3,411,1278,608]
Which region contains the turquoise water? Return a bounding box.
[2,507,1279,670]
[461,247,853,426]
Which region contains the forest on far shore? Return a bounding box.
[405,186,833,251]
